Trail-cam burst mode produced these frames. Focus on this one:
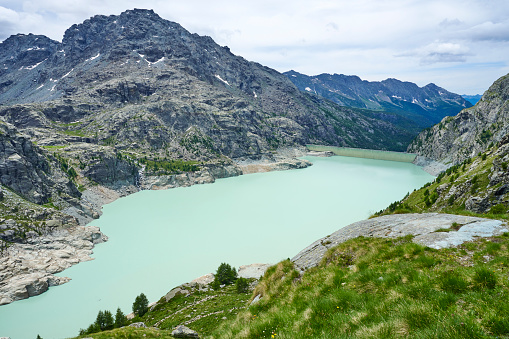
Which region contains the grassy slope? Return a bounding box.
[74,284,253,339]
[215,235,509,338]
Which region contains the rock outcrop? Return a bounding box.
[172,325,200,338]
[0,225,107,305]
[292,213,507,270]
[408,73,509,165]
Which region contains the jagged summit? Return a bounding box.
[409,72,509,164]
[285,70,471,128]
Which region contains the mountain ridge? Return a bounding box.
[408,73,509,165]
[284,70,471,128]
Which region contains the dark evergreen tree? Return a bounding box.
[102,310,114,330]
[215,262,237,285]
[132,293,149,317]
[114,307,127,328]
[95,310,105,330]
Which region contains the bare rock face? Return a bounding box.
[237,264,271,279]
[408,73,509,165]
[0,122,80,204]
[0,225,107,305]
[292,213,508,270]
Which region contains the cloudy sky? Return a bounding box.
[1,0,508,95]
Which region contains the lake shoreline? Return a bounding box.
[0,148,312,306]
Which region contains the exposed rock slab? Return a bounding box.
[236,156,311,174]
[292,213,508,270]
[172,325,199,338]
[0,225,107,305]
[238,263,271,279]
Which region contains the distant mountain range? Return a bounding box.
[284,70,472,128]
[461,94,483,105]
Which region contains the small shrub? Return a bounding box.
[210,279,221,290]
[473,267,497,289]
[236,277,249,293]
[490,203,507,214]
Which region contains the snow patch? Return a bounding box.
[215,75,230,86]
[391,95,402,99]
[36,84,44,90]
[147,57,165,66]
[253,91,258,98]
[21,59,46,70]
[412,98,419,104]
[50,85,56,91]
[291,75,297,77]
[61,68,74,79]
[85,53,100,62]
[305,87,312,92]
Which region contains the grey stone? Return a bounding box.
[292,213,508,270]
[172,325,199,338]
[238,264,271,279]
[250,294,262,306]
[129,322,147,328]
[165,287,190,302]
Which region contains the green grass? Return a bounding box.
[74,283,253,339]
[42,145,66,150]
[76,327,173,338]
[212,234,509,338]
[140,158,200,175]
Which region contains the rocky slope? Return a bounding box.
[285,70,471,128]
[378,137,509,217]
[0,225,107,305]
[408,73,509,165]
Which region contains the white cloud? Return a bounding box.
[0,0,507,94]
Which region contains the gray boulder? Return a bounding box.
[172,325,199,338]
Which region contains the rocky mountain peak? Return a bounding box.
[408,72,509,165]
[0,34,59,69]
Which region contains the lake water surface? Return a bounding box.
[0,156,433,338]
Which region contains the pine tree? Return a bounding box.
[132,293,149,317]
[115,307,127,328]
[103,310,114,330]
[95,310,105,330]
[215,262,237,285]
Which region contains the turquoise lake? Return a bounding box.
[0,156,434,338]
